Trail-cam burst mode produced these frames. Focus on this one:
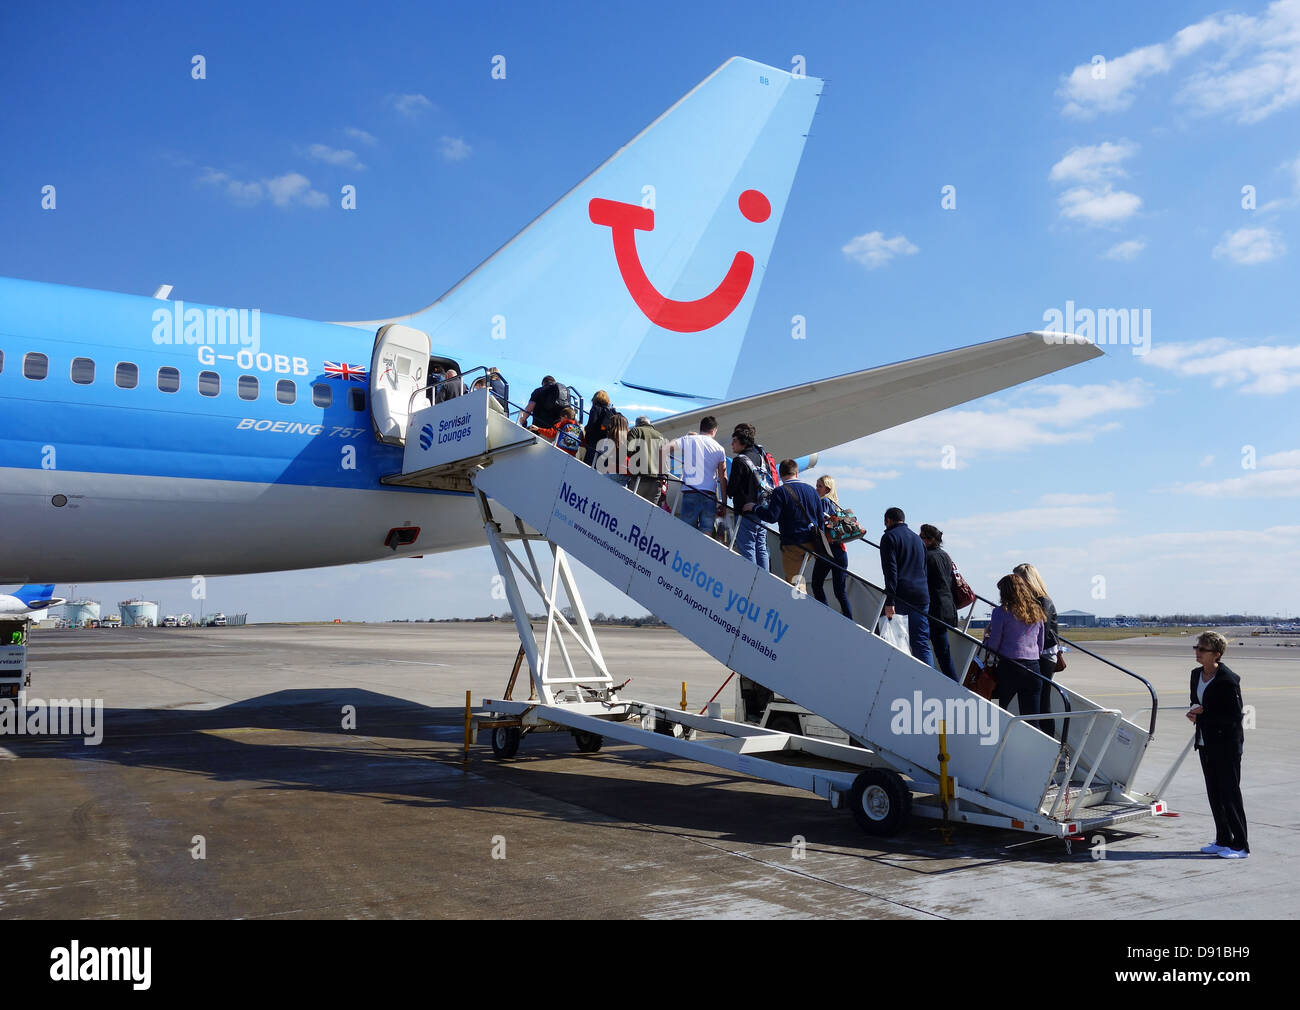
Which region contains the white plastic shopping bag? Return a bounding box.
[877,613,910,653]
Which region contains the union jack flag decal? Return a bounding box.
[324,361,367,381]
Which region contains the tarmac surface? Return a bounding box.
[2,622,1296,919]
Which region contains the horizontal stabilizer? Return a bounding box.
[652,332,1103,459]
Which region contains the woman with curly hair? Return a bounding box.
[1014,562,1061,737]
[984,573,1045,723]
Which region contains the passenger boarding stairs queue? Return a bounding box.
[381,381,1179,841]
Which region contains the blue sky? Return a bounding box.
[3,0,1299,620]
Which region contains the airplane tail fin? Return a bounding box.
[15,584,55,606]
[353,58,821,401]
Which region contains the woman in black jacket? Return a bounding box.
[919,525,958,680]
[1187,631,1248,858]
[1015,563,1060,739]
[583,390,614,466]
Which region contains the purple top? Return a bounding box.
[986,607,1045,661]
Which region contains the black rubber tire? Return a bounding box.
[848,768,912,836]
[491,726,521,759]
[573,730,603,753]
[766,712,802,736]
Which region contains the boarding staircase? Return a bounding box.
[383,387,1170,838]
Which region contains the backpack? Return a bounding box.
[758,445,780,489]
[950,561,977,609]
[534,382,568,426]
[547,382,573,412]
[737,447,776,503]
[554,419,583,456]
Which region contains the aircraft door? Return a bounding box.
[370,324,431,445]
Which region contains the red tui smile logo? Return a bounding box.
[589,189,771,333]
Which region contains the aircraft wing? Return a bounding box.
[652,332,1102,459]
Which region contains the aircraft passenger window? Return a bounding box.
[276,379,296,404]
[157,366,180,393]
[0,349,4,373]
[115,362,139,389]
[23,352,48,380]
[312,383,332,407]
[198,370,220,397]
[238,374,259,401]
[349,387,366,411]
[71,357,96,384]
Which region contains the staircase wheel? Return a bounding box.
[848,768,912,836]
[491,726,521,759]
[573,730,603,753]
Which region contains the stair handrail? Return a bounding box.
[948,582,1158,741]
[822,520,1159,742]
[404,365,562,434]
[640,473,1076,746]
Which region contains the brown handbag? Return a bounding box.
[964,659,997,700]
[1054,649,1067,673]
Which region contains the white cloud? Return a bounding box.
[1058,2,1300,123]
[344,127,377,145]
[306,143,365,171]
[1057,184,1142,226]
[972,524,1300,616]
[1261,152,1300,210]
[389,93,433,117]
[1059,43,1176,117]
[942,503,1121,540]
[1199,454,1216,467]
[814,467,902,493]
[200,168,326,209]
[1285,151,1300,193]
[437,135,472,162]
[1143,338,1300,394]
[841,231,919,269]
[1103,238,1146,260]
[264,172,327,208]
[1213,226,1286,264]
[1171,469,1300,498]
[1049,142,1142,228]
[1049,140,1138,183]
[1038,492,1115,506]
[1262,449,1300,467]
[1178,2,1300,123]
[199,169,263,206]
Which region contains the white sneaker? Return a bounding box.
[1217,848,1249,859]
[1201,842,1227,854]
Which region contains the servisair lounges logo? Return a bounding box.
[588,189,771,332]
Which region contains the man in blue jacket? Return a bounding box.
[880,507,932,663]
[745,459,823,585]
